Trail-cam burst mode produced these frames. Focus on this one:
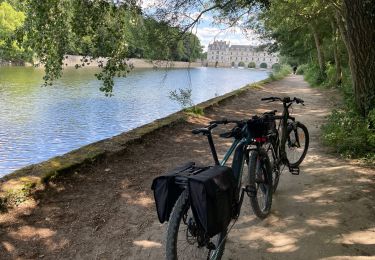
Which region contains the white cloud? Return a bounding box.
[196,26,262,51]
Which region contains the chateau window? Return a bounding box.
[270,58,271,61]
[263,58,265,61]
[252,58,254,60]
[217,51,219,54]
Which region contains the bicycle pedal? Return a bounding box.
[289,167,300,175]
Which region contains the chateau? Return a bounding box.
[207,40,279,69]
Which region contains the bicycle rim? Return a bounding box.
[286,125,307,165]
[167,191,226,260]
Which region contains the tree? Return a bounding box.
[0,1,31,62]
[333,0,375,116]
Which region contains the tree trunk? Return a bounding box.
[310,22,326,74]
[331,19,342,87]
[340,0,375,116]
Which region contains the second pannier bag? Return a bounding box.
[188,165,236,237]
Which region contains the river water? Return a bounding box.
[0,66,268,176]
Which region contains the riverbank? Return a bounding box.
[0,56,202,69]
[0,76,271,209]
[1,75,373,259]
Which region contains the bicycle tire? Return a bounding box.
[264,142,280,194]
[248,149,273,219]
[285,122,309,167]
[166,190,227,260]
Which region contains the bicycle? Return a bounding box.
[165,116,273,260]
[260,96,309,193]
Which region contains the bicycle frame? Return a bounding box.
[205,125,259,210]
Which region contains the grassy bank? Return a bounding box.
[297,63,375,164]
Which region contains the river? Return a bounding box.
[0,66,268,176]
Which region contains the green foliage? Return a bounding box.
[322,108,375,162]
[269,64,291,80]
[238,61,245,67]
[301,63,326,86]
[271,63,280,70]
[185,106,204,116]
[0,1,32,62]
[296,64,308,75]
[169,88,193,108]
[17,1,202,93]
[248,61,256,68]
[260,62,267,68]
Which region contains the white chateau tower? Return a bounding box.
[207,40,279,68]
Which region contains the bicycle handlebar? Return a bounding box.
[209,118,245,125]
[191,123,218,135]
[261,96,304,105]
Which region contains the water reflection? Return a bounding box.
[0,67,268,176]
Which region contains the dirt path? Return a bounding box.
[1,75,374,259]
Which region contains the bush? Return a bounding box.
[269,64,291,80]
[322,108,375,162]
[248,62,256,68]
[238,61,245,67]
[302,63,326,86]
[260,62,267,68]
[272,63,281,71]
[231,61,235,67]
[296,64,308,75]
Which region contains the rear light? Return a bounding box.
[255,137,267,142]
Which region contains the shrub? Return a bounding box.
[272,63,281,71]
[238,61,245,67]
[303,63,326,86]
[296,64,308,75]
[269,64,291,80]
[248,62,256,68]
[260,62,267,68]
[231,61,235,67]
[322,108,375,162]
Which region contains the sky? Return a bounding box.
[193,14,262,51]
[140,0,262,51]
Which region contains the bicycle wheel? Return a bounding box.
[285,122,309,167]
[248,149,273,219]
[166,190,227,260]
[264,142,280,194]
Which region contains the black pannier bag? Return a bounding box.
[247,116,275,138]
[188,165,235,237]
[151,162,206,223]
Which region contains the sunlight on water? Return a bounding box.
[0,66,268,176]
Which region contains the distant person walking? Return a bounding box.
[293,65,297,74]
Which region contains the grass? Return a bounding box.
[298,63,375,164]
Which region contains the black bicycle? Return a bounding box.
[165,116,273,260]
[260,96,309,193]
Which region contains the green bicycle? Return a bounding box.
[165,116,273,260]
